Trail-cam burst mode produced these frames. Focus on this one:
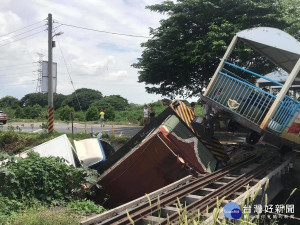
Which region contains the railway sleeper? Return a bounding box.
[158,159,276,224]
[136,215,161,225]
[151,206,177,218]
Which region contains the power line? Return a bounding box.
[0,62,37,70]
[55,34,85,118]
[2,81,36,86]
[0,24,46,43]
[55,22,151,38]
[0,71,37,77]
[0,30,46,48]
[0,19,46,38]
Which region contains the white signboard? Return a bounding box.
[41,61,57,93]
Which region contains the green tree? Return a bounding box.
[54,93,68,109]
[283,0,300,41]
[23,106,33,119]
[20,93,48,107]
[59,105,75,121]
[85,106,99,121]
[92,95,129,111]
[133,0,298,97]
[0,96,20,109]
[103,95,129,110]
[19,93,67,109]
[104,105,115,121]
[14,106,25,118]
[31,104,43,119]
[62,88,103,111]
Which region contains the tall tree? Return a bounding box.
[19,93,67,109]
[0,96,20,109]
[62,88,103,111]
[133,0,298,97]
[92,95,129,111]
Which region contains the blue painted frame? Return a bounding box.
[206,61,299,134]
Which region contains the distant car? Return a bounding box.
[0,111,7,124]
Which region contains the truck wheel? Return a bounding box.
[246,132,261,145]
[227,119,238,132]
[3,121,6,125]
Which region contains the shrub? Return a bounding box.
[23,106,33,119]
[0,194,24,222]
[0,131,22,152]
[73,111,85,121]
[67,199,105,215]
[104,104,115,121]
[85,106,98,121]
[0,152,100,205]
[14,106,25,118]
[59,106,75,121]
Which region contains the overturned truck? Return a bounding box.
[95,100,228,207]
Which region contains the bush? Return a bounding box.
[0,131,21,152]
[15,106,25,118]
[59,106,75,121]
[0,194,24,222]
[67,199,105,215]
[85,106,98,121]
[31,104,43,119]
[0,152,100,205]
[73,111,85,121]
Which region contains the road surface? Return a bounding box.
[0,122,143,137]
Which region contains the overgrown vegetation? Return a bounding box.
[0,130,112,224]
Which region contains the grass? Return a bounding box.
[3,207,80,225]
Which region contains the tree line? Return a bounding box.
[0,88,131,122]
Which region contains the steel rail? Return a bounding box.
[158,157,276,225]
[99,156,258,225]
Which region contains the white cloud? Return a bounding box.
[0,0,177,104]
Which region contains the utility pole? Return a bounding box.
[48,13,54,133]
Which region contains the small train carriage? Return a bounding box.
[201,27,300,150]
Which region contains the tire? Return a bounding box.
[3,121,6,125]
[246,132,261,145]
[227,119,238,132]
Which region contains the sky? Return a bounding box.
[0,0,185,105]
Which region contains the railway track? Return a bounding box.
[82,155,282,225]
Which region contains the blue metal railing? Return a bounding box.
[206,61,299,134]
[268,97,299,133]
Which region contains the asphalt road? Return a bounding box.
[0,122,143,137]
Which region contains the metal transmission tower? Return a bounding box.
[35,53,44,92]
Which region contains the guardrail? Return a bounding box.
[206,62,299,134]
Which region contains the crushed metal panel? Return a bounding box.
[19,134,79,167]
[162,115,217,172]
[96,114,217,206]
